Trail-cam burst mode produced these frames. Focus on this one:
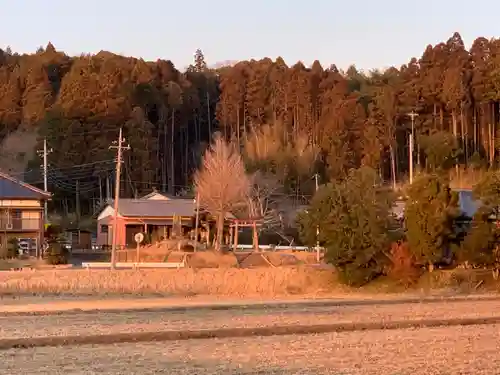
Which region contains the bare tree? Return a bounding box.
[246,171,281,251]
[194,133,251,251]
[247,171,280,226]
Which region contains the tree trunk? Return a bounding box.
[206,90,212,136]
[170,109,175,195]
[215,211,224,252]
[162,113,167,192]
[236,105,241,146]
[473,108,477,153]
[390,144,397,190]
[439,106,444,130]
[252,220,259,252]
[460,106,466,162]
[452,111,457,138]
[452,111,459,176]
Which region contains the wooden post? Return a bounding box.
[233,220,239,252]
[252,220,259,252]
[136,240,140,263]
[229,224,234,248]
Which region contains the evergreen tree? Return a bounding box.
[298,167,397,286]
[405,174,460,269]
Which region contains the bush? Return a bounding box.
[46,241,69,265]
[456,171,500,273]
[6,238,19,259]
[0,238,19,259]
[457,210,500,268]
[405,174,460,269]
[299,166,397,286]
[387,241,420,286]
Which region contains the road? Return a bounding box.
[2,298,500,373]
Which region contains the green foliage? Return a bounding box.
[0,238,19,259]
[474,170,500,210]
[419,131,461,172]
[45,241,69,265]
[457,208,500,267]
[405,174,460,266]
[457,170,500,268]
[298,166,397,286]
[6,238,19,259]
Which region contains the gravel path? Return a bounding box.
[2,324,500,374]
[4,299,500,339]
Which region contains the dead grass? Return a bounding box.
[186,251,238,268]
[0,258,46,271]
[115,249,317,269]
[0,267,337,297]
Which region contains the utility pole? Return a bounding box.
[314,173,320,263]
[193,192,200,252]
[109,128,130,269]
[75,179,80,225]
[37,138,52,224]
[407,111,419,184]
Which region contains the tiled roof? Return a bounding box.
[0,171,51,199]
[114,198,195,217]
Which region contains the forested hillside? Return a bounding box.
[0,32,499,217]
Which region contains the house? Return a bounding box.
[64,228,93,250]
[96,193,196,248]
[0,171,51,255]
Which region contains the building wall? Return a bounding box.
[0,199,41,207]
[97,216,126,248]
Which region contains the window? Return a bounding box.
[12,209,21,219]
[100,225,109,233]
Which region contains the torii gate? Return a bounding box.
[229,217,264,252]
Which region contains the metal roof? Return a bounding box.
[454,189,480,218]
[140,191,176,200]
[0,171,51,199]
[115,199,195,217]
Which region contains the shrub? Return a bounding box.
[46,241,69,265]
[299,166,397,286]
[6,238,19,259]
[456,171,500,275]
[387,241,420,286]
[405,174,460,269]
[0,238,19,259]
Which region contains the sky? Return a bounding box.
[1,0,499,72]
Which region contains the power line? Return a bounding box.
[7,159,116,182]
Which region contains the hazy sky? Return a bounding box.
[1,0,499,71]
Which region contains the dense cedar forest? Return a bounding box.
[1,32,500,218]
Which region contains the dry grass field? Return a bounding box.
[114,249,319,268]
[0,266,337,297]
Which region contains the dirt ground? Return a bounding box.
[3,298,500,339]
[1,324,499,374]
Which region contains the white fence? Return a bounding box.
[234,244,324,252]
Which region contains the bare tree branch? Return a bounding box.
[194,132,251,251]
